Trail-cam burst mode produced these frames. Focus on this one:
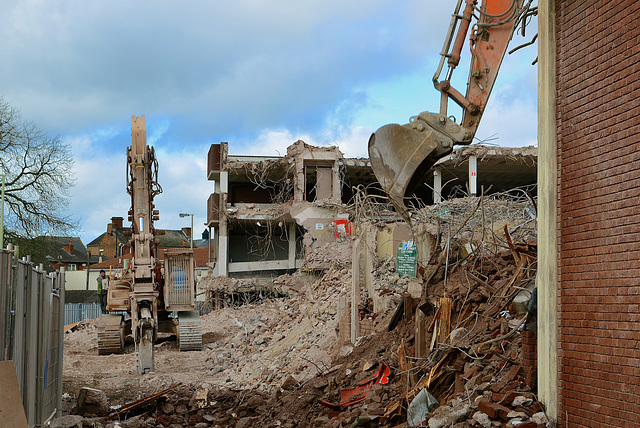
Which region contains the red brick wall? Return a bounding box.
[521,331,537,389]
[556,0,640,426]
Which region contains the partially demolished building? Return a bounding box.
[205,140,374,277]
[205,141,538,280]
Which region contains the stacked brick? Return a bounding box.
[556,0,640,425]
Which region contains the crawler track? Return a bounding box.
[177,311,202,351]
[97,314,124,355]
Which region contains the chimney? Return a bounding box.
[182,227,192,237]
[111,216,124,229]
[64,240,74,254]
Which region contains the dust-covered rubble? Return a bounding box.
[60,195,551,427]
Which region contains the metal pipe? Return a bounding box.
[448,0,476,68]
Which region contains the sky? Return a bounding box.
[1,0,538,245]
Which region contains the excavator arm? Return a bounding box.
[99,116,201,374]
[368,0,535,206]
[127,115,163,374]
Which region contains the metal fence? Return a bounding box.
[0,248,64,427]
[64,303,102,326]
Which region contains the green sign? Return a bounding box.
[397,242,417,278]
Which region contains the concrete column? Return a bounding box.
[218,171,229,276]
[207,226,212,264]
[218,222,228,276]
[537,0,558,422]
[332,161,341,202]
[433,168,442,203]
[468,155,478,197]
[294,160,304,202]
[351,238,361,343]
[363,228,376,312]
[288,222,296,269]
[220,171,229,194]
[212,226,218,264]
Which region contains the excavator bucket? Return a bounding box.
[368,121,454,207]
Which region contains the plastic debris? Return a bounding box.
[407,388,439,426]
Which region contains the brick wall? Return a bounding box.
[556,0,640,426]
[521,331,537,389]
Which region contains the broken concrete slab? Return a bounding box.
[50,415,83,428]
[75,387,109,416]
[427,403,470,428]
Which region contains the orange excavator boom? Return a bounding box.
[368,0,535,206]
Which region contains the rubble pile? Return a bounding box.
[413,192,537,249]
[199,266,352,392]
[368,255,423,314]
[302,238,354,269]
[59,195,550,427]
[321,246,542,427]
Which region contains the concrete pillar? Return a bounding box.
[433,168,442,203]
[212,226,218,265]
[218,171,229,276]
[468,155,478,197]
[288,222,296,269]
[351,238,361,343]
[537,0,558,422]
[207,226,212,264]
[294,160,304,202]
[220,171,228,195]
[332,160,341,202]
[218,223,228,276]
[363,228,377,313]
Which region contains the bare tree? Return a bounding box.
[0,98,77,238]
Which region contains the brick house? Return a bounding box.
[41,237,98,272]
[537,0,640,425]
[86,216,131,259]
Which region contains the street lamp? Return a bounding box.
[179,213,194,249]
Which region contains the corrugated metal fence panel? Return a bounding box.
[24,263,37,425]
[64,303,102,325]
[0,251,12,359]
[41,274,63,425]
[0,250,65,427]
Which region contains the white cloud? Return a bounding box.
[236,129,309,157]
[0,0,467,139]
[68,131,212,244]
[3,0,538,242]
[68,134,130,243]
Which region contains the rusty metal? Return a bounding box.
[109,383,181,418]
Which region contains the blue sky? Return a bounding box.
[1,0,537,244]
